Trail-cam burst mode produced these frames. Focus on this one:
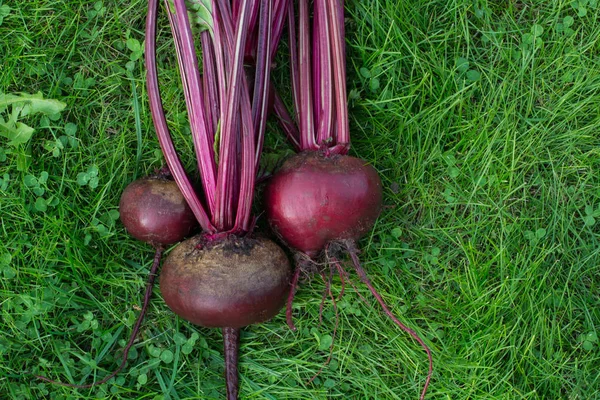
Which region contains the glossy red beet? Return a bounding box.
[159,235,291,328]
[119,177,197,245]
[265,152,383,257]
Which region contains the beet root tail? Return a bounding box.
[342,241,433,400]
[223,327,241,400]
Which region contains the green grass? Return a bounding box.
[1,0,599,399]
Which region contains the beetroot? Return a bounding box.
[36,173,197,388]
[144,0,292,398]
[265,151,382,257]
[160,235,291,328]
[264,1,433,398]
[119,175,197,245]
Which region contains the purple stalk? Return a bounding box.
[145,0,214,232]
[273,88,300,150]
[214,0,254,231]
[326,0,349,153]
[315,0,333,145]
[252,0,273,169]
[298,0,316,150]
[270,0,288,56]
[287,1,301,127]
[201,32,220,134]
[170,0,219,209]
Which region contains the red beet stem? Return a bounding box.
[223,327,241,400]
[308,272,338,383]
[286,267,301,331]
[344,244,433,400]
[36,246,164,388]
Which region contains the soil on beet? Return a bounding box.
[159,235,292,328]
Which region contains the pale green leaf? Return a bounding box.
[0,121,35,146]
[0,92,66,116]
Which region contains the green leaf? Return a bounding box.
[87,165,99,177]
[0,4,10,17]
[65,123,77,136]
[318,334,333,351]
[583,215,596,226]
[77,172,90,185]
[564,16,575,27]
[456,57,470,73]
[88,176,99,189]
[39,171,48,184]
[34,197,47,212]
[0,252,11,266]
[181,343,194,355]
[531,24,544,36]
[160,350,174,363]
[535,228,547,238]
[173,333,187,346]
[137,373,148,385]
[369,78,380,92]
[191,0,213,32]
[126,38,142,53]
[23,175,38,187]
[0,92,66,116]
[0,121,35,146]
[466,70,481,82]
[2,266,16,279]
[0,4,10,26]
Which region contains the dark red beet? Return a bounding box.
[119,177,197,245]
[159,235,291,328]
[264,151,383,257]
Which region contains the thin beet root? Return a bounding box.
[339,241,433,400]
[223,327,240,400]
[36,246,164,388]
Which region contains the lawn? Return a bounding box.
[1,0,599,399]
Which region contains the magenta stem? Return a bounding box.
[272,87,301,150]
[171,0,218,211]
[214,0,254,231]
[287,1,301,127]
[286,267,301,331]
[346,249,433,400]
[145,0,215,232]
[326,0,349,153]
[252,0,274,169]
[298,0,317,150]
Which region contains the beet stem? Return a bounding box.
[223,327,241,400]
[286,267,301,331]
[145,0,215,232]
[308,273,338,383]
[272,87,301,150]
[345,246,433,400]
[35,246,164,388]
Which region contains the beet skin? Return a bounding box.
[159,236,291,328]
[119,177,197,246]
[264,152,383,257]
